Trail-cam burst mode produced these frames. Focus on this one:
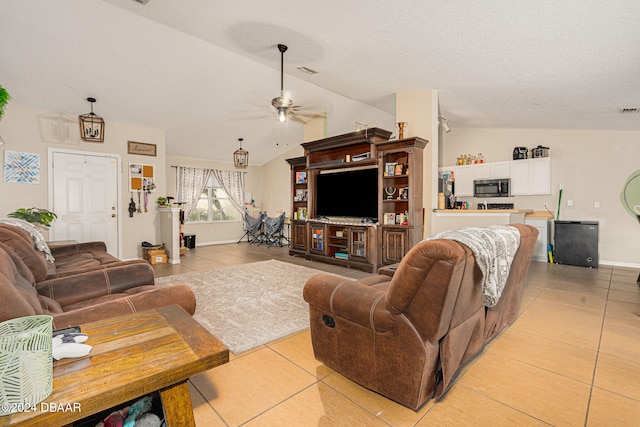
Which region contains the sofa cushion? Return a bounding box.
[0,225,50,282]
[38,295,63,314]
[0,245,42,321]
[0,218,54,262]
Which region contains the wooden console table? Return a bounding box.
[0,305,229,427]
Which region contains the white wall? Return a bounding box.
[0,105,166,260]
[441,128,640,266]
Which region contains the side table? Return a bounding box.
[0,305,229,427]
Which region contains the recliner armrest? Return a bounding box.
[303,274,394,332]
[36,262,155,307]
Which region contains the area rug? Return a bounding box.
[155,259,347,354]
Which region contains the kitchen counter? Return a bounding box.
[430,209,533,235]
[525,210,555,219]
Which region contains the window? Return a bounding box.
[188,176,238,222]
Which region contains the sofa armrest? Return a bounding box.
[36,262,155,307]
[303,274,394,332]
[50,241,107,257]
[51,286,196,330]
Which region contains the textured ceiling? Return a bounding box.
[1,0,639,165]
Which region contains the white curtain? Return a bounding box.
[211,169,246,215]
[176,167,212,219]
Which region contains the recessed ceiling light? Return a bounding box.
[619,107,639,114]
[297,66,318,75]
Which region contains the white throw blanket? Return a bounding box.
[0,217,55,262]
[426,225,520,307]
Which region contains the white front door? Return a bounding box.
[50,150,120,256]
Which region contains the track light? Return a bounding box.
[439,115,451,133]
[355,122,368,132]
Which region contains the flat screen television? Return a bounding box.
[315,167,378,219]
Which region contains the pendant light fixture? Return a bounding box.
[79,97,105,142]
[233,138,248,168]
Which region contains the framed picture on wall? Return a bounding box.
[128,141,157,157]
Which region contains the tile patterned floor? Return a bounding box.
[153,243,640,426]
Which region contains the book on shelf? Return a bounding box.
[334,252,349,259]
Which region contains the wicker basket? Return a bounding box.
[0,315,53,415]
[142,243,165,261]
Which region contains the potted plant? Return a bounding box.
[156,197,170,207]
[0,85,10,120]
[8,207,58,227]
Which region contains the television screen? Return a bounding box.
[315,168,378,219]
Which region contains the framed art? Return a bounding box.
[383,212,396,225]
[4,151,40,184]
[295,171,307,183]
[128,141,157,157]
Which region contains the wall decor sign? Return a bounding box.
[127,141,157,157]
[3,150,40,184]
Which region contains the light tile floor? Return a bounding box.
[153,243,640,426]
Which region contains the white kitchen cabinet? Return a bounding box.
[474,161,511,179]
[511,158,551,195]
[451,165,474,196]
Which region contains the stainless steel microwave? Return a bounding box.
[474,179,510,197]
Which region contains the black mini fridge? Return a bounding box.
[554,221,599,268]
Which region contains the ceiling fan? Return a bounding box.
[271,44,318,124]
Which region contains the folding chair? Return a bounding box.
[262,212,286,248]
[237,208,266,244]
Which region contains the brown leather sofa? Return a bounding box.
[303,224,538,409]
[0,224,148,282]
[0,241,196,328]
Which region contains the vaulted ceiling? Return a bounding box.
[1,1,639,165]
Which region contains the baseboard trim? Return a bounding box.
[195,239,243,246]
[599,260,640,269]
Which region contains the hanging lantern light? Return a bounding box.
[233,137,248,168]
[78,97,105,142]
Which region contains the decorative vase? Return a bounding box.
[396,122,408,139]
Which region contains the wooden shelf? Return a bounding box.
[286,130,428,272]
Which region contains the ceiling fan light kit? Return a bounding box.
[79,97,105,142]
[272,43,297,124]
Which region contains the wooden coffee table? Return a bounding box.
[0,305,229,427]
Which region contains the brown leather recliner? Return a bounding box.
[303,224,538,410]
[0,241,196,329]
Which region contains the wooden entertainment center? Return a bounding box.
[286,128,428,272]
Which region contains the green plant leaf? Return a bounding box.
[8,207,57,227]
